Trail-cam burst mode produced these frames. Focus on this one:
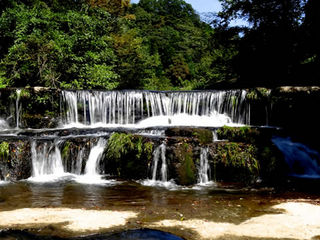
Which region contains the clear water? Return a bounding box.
[1,179,319,239]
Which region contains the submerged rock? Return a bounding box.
[0,229,184,240]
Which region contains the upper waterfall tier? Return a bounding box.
[61,90,250,128]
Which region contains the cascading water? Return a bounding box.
[30,140,65,180]
[212,130,218,142]
[0,119,9,130]
[30,138,109,183]
[151,143,167,182]
[151,145,160,181]
[141,143,171,187]
[74,138,110,184]
[198,148,211,185]
[160,144,167,182]
[70,149,84,175]
[272,137,320,178]
[84,138,107,176]
[61,90,250,128]
[16,89,22,129]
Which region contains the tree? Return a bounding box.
[87,0,130,15]
[217,0,306,87]
[130,0,214,89]
[298,0,320,82]
[0,1,119,89]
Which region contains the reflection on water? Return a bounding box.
[1,180,319,226]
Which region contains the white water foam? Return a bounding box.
[29,140,66,182]
[0,180,9,185]
[28,138,115,185]
[61,90,250,128]
[74,138,113,185]
[0,119,9,130]
[140,179,179,190]
[141,143,175,188]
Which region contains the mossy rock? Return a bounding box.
[0,141,9,160]
[0,140,32,180]
[173,142,197,185]
[21,113,58,129]
[165,128,212,145]
[217,126,260,144]
[258,145,288,184]
[60,139,91,174]
[210,142,259,183]
[105,133,154,179]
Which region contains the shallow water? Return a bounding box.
[1,179,320,240]
[0,180,318,219]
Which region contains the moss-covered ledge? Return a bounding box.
[104,132,156,180]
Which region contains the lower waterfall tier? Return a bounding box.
[0,127,289,186]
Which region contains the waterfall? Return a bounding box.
[71,149,84,175]
[160,144,167,182]
[212,130,218,142]
[31,140,65,178]
[29,138,109,183]
[198,148,211,184]
[16,89,22,129]
[151,146,160,181]
[61,90,250,128]
[272,137,320,178]
[151,143,167,182]
[0,119,9,130]
[84,138,107,176]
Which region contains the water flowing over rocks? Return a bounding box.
[0,127,283,185]
[1,87,320,184]
[1,85,320,240]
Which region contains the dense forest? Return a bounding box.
[0,0,319,90]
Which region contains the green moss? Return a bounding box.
[246,88,271,101]
[106,133,135,161]
[61,141,71,160]
[217,142,259,173]
[165,128,213,144]
[105,133,154,179]
[217,126,260,144]
[192,129,213,145]
[144,141,154,161]
[212,142,259,183]
[175,143,197,185]
[0,141,9,160]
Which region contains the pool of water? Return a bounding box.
[1,180,320,239]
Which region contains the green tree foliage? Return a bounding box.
[298,0,320,82]
[217,0,308,87]
[131,0,216,89]
[86,0,130,15]
[0,0,119,89]
[0,0,317,89]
